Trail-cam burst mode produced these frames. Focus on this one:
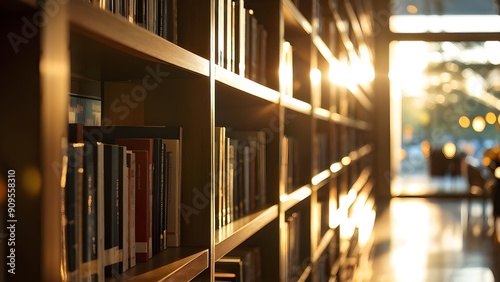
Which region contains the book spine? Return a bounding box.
[104,144,120,277]
[127,151,137,268]
[120,146,129,272]
[82,141,98,281]
[165,139,181,247]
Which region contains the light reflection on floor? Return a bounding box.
[359,197,499,282]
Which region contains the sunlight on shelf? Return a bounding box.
[281,95,312,113]
[309,68,322,86]
[279,186,312,203]
[311,170,331,186]
[313,107,330,119]
[329,59,357,90]
[330,162,343,174]
[341,156,352,166]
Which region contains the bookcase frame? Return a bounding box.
[0,0,374,281]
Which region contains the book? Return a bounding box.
[217,0,225,66]
[64,143,84,281]
[233,0,245,76]
[103,144,121,278]
[113,139,154,262]
[287,212,301,279]
[126,151,137,268]
[164,139,182,247]
[81,141,99,281]
[215,127,226,228]
[118,146,129,272]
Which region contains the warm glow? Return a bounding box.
[442,142,456,159]
[472,116,486,132]
[330,162,343,173]
[485,41,500,65]
[483,157,491,167]
[498,114,500,124]
[400,149,407,160]
[486,112,497,124]
[281,95,312,114]
[420,140,431,158]
[341,156,352,166]
[313,108,330,119]
[407,5,418,14]
[311,170,330,186]
[309,68,322,86]
[390,15,500,33]
[329,59,356,89]
[390,41,429,96]
[495,167,500,179]
[280,41,293,97]
[459,116,471,128]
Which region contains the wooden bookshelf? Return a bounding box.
[1,0,375,281]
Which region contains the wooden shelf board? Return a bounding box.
[283,0,313,36]
[282,95,312,115]
[215,66,280,104]
[313,107,331,121]
[69,1,209,77]
[113,248,208,282]
[313,229,335,263]
[280,185,312,213]
[298,264,312,282]
[215,205,279,260]
[312,35,338,65]
[312,169,331,190]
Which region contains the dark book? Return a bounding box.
[103,144,120,278]
[230,139,240,221]
[68,123,84,143]
[287,212,301,279]
[136,0,146,28]
[152,138,162,254]
[157,0,167,38]
[64,143,84,281]
[244,9,252,79]
[257,24,267,85]
[233,0,245,75]
[81,141,99,282]
[166,0,178,43]
[118,146,129,272]
[249,13,258,81]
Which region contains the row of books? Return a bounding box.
[215,247,262,282]
[215,128,267,229]
[87,0,178,43]
[63,124,182,280]
[216,0,268,85]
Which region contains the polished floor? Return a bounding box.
[355,196,500,282]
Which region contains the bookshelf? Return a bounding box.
[0,0,375,281]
